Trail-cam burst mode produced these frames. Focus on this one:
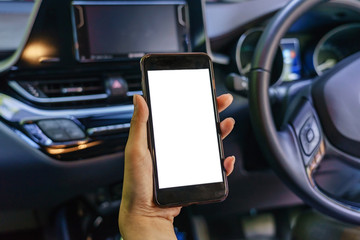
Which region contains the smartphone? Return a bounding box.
[140,53,228,206]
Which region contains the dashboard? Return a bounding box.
[212,6,360,89]
[235,23,360,82]
[0,0,212,211]
[1,0,360,238]
[1,0,199,161]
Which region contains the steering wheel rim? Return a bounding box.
[249,0,360,224]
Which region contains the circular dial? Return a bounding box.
[235,28,283,85]
[314,23,360,75]
[236,28,263,75]
[316,45,342,73]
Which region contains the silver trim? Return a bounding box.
[9,81,108,103]
[71,4,81,61]
[72,1,186,6]
[87,123,131,136]
[177,5,186,26]
[235,28,263,75]
[0,93,134,122]
[38,57,61,63]
[211,52,230,65]
[201,0,217,64]
[75,5,84,28]
[126,90,143,97]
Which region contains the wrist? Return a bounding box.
[119,211,177,240]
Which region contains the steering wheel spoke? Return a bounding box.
[289,100,324,168]
[276,111,326,189]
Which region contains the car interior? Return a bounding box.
[0,0,360,239]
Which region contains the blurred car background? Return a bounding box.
[0,0,359,239]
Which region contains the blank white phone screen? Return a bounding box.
[147,69,223,189]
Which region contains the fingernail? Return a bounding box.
[133,95,137,108]
[230,156,236,164]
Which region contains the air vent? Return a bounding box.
[9,78,108,108]
[9,74,143,108]
[37,78,105,98]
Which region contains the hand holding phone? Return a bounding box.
[119,93,235,239]
[140,53,230,206]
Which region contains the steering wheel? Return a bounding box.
[249,0,360,224]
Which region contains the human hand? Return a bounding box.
[119,94,235,240]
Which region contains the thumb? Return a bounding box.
[126,94,149,152]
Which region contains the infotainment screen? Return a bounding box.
[72,1,190,62]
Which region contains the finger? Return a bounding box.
[224,156,235,176]
[220,117,235,140]
[217,93,233,113]
[126,95,149,152]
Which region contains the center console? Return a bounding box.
[0,0,208,212]
[1,0,206,161]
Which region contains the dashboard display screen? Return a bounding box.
[72,2,189,62]
[280,38,301,81]
[147,69,223,189]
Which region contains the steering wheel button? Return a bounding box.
[300,117,321,156]
[306,129,315,142]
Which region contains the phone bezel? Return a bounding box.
[140,53,228,206]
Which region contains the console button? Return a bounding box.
[23,123,52,145]
[65,129,86,139]
[106,76,128,100]
[37,119,59,129]
[57,119,86,139]
[44,129,70,142]
[37,119,85,142]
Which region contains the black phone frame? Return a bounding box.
[140,53,228,207]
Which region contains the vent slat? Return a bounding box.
[36,78,105,98]
[11,74,142,109]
